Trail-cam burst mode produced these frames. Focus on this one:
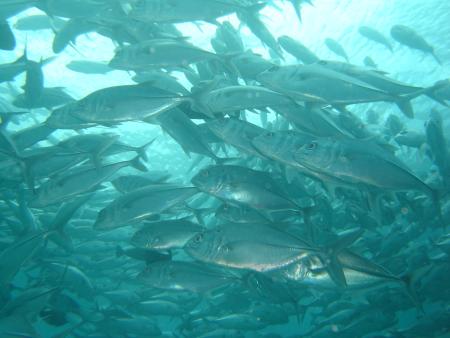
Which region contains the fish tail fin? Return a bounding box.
[291,297,303,326]
[302,206,317,244]
[395,98,414,118]
[47,218,74,253]
[116,245,124,258]
[189,79,219,118]
[431,51,442,65]
[137,137,156,162]
[400,274,424,314]
[423,84,449,107]
[183,203,205,225]
[243,2,267,15]
[16,44,28,64]
[289,0,303,23]
[214,156,239,165]
[431,188,447,228]
[216,53,242,80]
[128,156,147,172]
[41,55,57,67]
[322,228,365,288]
[48,225,73,253]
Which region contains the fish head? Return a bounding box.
[231,52,274,79]
[205,118,229,137]
[130,225,164,249]
[93,208,114,230]
[191,165,226,194]
[256,65,283,86]
[184,228,222,263]
[109,46,130,70]
[130,227,154,249]
[137,261,166,287]
[252,130,285,158]
[293,137,331,170]
[252,130,314,165]
[30,179,68,207]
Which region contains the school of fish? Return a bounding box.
[0,0,449,337]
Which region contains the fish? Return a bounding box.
[93,186,199,230]
[363,56,377,68]
[0,50,29,83]
[390,24,441,65]
[358,26,393,52]
[213,21,245,53]
[425,110,450,186]
[14,14,66,31]
[394,130,426,148]
[426,79,450,105]
[184,222,318,272]
[109,38,228,71]
[278,36,319,64]
[116,245,171,264]
[11,123,56,150]
[52,18,97,53]
[138,260,238,293]
[66,60,113,74]
[191,83,294,117]
[230,51,275,81]
[257,63,419,117]
[111,172,171,193]
[293,136,435,196]
[30,156,146,207]
[287,0,313,23]
[13,86,75,109]
[191,164,305,212]
[60,83,187,124]
[0,20,15,50]
[204,117,266,157]
[154,108,219,159]
[0,231,51,287]
[237,5,284,59]
[324,38,349,62]
[0,1,447,336]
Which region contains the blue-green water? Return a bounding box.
[0,1,449,337]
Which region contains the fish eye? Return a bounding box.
[266,132,274,138]
[318,60,327,65]
[305,142,317,150]
[193,233,204,243]
[202,170,209,177]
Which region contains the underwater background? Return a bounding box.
[0,0,449,337]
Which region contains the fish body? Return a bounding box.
[67,83,185,124]
[31,158,144,207]
[94,186,199,230]
[191,165,301,211]
[278,36,319,64]
[358,26,393,51]
[139,261,237,293]
[185,222,316,272]
[131,219,204,250]
[294,136,434,194]
[324,38,349,61]
[391,24,441,64]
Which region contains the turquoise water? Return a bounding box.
[0,1,449,337]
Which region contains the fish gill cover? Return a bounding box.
[0,0,449,337]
